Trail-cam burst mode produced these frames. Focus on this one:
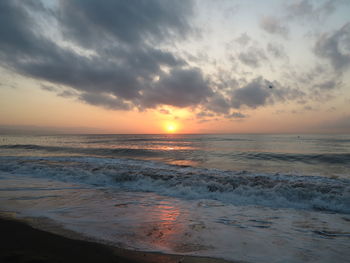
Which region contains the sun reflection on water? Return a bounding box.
[138,201,188,250]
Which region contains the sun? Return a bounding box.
[164,122,177,133]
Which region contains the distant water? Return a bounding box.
[1,134,350,177]
[0,134,349,262]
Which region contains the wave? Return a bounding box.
[84,137,252,144]
[2,144,350,165]
[0,144,52,150]
[0,156,349,214]
[218,151,350,164]
[0,144,160,157]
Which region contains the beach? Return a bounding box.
[0,134,349,263]
[0,216,233,263]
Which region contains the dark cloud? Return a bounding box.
[303,105,313,111]
[238,47,267,68]
[0,1,42,56]
[58,90,78,98]
[294,64,328,83]
[286,0,342,21]
[211,69,239,91]
[41,84,58,92]
[41,84,79,98]
[267,43,287,59]
[312,79,341,90]
[314,23,350,71]
[0,0,311,119]
[235,33,251,46]
[141,68,212,108]
[226,112,247,119]
[281,61,343,105]
[231,77,303,109]
[259,16,289,38]
[79,92,132,110]
[58,0,192,48]
[286,0,313,18]
[0,0,212,111]
[204,93,231,114]
[196,111,215,119]
[231,77,273,109]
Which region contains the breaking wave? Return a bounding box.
[0,156,349,214]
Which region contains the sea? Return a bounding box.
[0,134,349,262]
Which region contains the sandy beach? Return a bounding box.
[0,216,235,263]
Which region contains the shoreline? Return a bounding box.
[0,215,237,263]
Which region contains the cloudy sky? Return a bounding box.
[1,0,350,133]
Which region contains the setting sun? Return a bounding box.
[165,122,177,133]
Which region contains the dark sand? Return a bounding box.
[0,217,236,263]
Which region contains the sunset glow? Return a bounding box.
[165,122,178,133]
[0,0,349,134]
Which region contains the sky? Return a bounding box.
[0,0,350,134]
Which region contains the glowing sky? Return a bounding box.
[0,0,350,134]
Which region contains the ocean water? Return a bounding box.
[0,134,349,262]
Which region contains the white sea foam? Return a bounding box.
[1,156,349,214]
[1,171,349,263]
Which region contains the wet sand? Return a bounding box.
[0,217,236,263]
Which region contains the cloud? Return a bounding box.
[259,16,289,38]
[231,76,303,109]
[41,84,79,98]
[231,77,273,109]
[314,22,350,71]
[266,42,287,59]
[286,0,313,18]
[211,69,239,91]
[235,33,251,46]
[226,112,247,119]
[0,0,213,111]
[204,93,231,114]
[312,79,341,90]
[286,0,342,21]
[79,92,132,110]
[58,0,192,48]
[141,67,212,108]
[292,64,328,83]
[159,108,170,115]
[196,111,215,119]
[303,105,313,111]
[0,0,315,120]
[41,84,58,92]
[238,47,268,68]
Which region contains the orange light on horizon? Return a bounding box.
[164,122,178,133]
